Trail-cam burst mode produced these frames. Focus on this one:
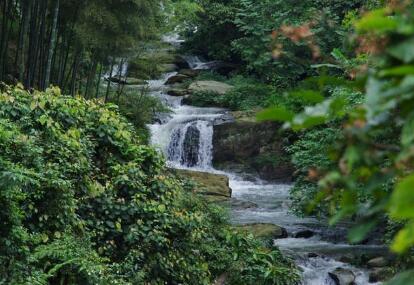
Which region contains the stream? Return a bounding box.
[146,38,385,285]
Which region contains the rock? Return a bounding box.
[339,255,354,264]
[294,230,315,239]
[167,89,188,97]
[173,55,191,69]
[188,80,234,95]
[178,69,200,78]
[181,124,200,167]
[213,117,294,182]
[161,63,179,72]
[307,253,319,258]
[236,223,288,239]
[328,268,356,285]
[175,169,232,198]
[367,257,388,268]
[165,74,190,85]
[369,267,393,283]
[231,199,258,209]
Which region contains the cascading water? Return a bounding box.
[148,35,385,285]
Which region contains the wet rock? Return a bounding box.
[294,230,315,239]
[367,257,388,268]
[213,116,294,182]
[173,55,191,69]
[339,255,354,264]
[307,253,319,258]
[188,80,234,95]
[328,268,356,285]
[174,169,232,198]
[167,89,188,97]
[231,199,258,209]
[181,124,200,167]
[236,223,288,239]
[369,267,393,283]
[165,74,190,85]
[178,69,200,78]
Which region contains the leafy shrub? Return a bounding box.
[113,87,169,142]
[0,84,299,284]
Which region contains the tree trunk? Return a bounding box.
[85,58,97,98]
[105,60,114,102]
[70,51,81,97]
[44,0,59,89]
[95,63,103,98]
[18,0,31,84]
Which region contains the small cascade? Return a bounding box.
[183,55,221,70]
[167,120,213,168]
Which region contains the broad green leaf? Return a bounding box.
[257,107,294,122]
[391,222,414,253]
[386,270,414,285]
[329,191,357,225]
[348,219,378,243]
[380,65,414,77]
[311,63,342,70]
[355,9,398,33]
[389,174,414,219]
[388,38,414,63]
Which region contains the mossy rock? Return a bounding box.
[188,81,234,95]
[174,169,232,198]
[235,223,288,240]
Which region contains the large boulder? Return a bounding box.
[328,268,356,285]
[188,81,234,95]
[173,55,191,69]
[235,223,288,239]
[213,113,294,181]
[367,257,388,268]
[175,169,232,198]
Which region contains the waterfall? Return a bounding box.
[166,120,213,169]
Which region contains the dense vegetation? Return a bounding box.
[0,85,299,284]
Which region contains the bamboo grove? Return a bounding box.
[0,0,161,98]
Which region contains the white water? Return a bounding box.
[147,37,383,285]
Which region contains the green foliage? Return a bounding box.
[111,87,169,142]
[258,2,414,281]
[184,0,365,86]
[0,84,298,284]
